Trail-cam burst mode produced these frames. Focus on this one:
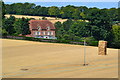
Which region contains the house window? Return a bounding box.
[38,32,41,35]
[35,32,37,35]
[47,32,50,35]
[47,32,53,35]
[49,32,51,35]
[51,32,53,35]
[38,26,41,30]
[42,31,45,35]
[35,31,40,35]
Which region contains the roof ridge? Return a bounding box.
[29,20,50,21]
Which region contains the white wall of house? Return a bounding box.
[34,31,56,39]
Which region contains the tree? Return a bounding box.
[72,8,81,20]
[54,21,62,30]
[23,2,36,15]
[69,21,91,38]
[21,18,31,35]
[63,19,73,31]
[60,5,75,19]
[78,6,88,12]
[34,6,48,16]
[54,21,64,39]
[13,18,23,35]
[13,18,30,35]
[91,26,100,40]
[110,24,120,48]
[1,1,6,19]
[3,16,16,35]
[0,1,5,34]
[48,6,60,18]
[0,27,8,36]
[112,24,120,42]
[80,12,86,20]
[107,8,118,22]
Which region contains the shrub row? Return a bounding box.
[3,36,99,47]
[3,36,119,49]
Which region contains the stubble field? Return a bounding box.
[2,39,118,78]
[5,14,67,24]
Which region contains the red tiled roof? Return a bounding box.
[29,20,55,30]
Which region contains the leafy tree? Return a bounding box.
[80,12,86,20]
[109,24,120,48]
[63,19,73,31]
[54,21,64,39]
[0,1,2,29]
[0,1,5,35]
[57,26,66,40]
[112,24,120,42]
[0,27,8,36]
[54,21,62,31]
[91,26,100,40]
[69,21,91,38]
[21,18,31,35]
[22,2,36,15]
[0,1,5,19]
[13,18,30,35]
[72,8,81,20]
[107,8,118,22]
[78,6,88,12]
[48,6,60,18]
[60,5,75,19]
[34,6,48,16]
[3,16,16,35]
[13,18,23,35]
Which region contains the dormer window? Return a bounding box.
[38,26,41,30]
[47,26,50,30]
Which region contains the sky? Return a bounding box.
[3,0,120,2]
[3,0,119,8]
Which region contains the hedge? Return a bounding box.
[4,36,120,48]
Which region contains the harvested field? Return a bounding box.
[2,39,118,78]
[5,14,67,24]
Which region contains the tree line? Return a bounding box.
[5,2,118,21]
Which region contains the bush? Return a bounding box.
[108,41,120,49]
[88,41,98,46]
[56,39,71,43]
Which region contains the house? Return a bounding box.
[27,20,56,39]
